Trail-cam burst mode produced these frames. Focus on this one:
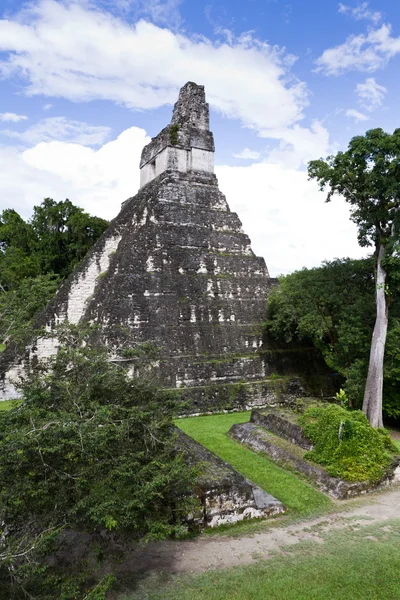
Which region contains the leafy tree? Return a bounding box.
[267,258,376,377]
[0,199,109,290]
[266,258,400,419]
[308,128,400,427]
[0,325,198,599]
[0,274,60,348]
[0,199,108,349]
[30,198,109,279]
[0,210,39,289]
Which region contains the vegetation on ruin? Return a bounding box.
[0,325,198,599]
[299,404,398,482]
[176,412,332,516]
[308,128,400,427]
[169,123,179,145]
[266,256,400,421]
[123,519,400,600]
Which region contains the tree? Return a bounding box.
[0,274,60,348]
[266,258,400,419]
[0,199,109,290]
[308,128,400,427]
[0,209,39,289]
[0,199,109,349]
[267,259,376,379]
[0,325,198,599]
[30,198,109,279]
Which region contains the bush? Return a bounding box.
[299,404,397,483]
[0,324,198,599]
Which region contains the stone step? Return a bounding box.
[177,428,285,527]
[229,422,399,499]
[155,201,243,230]
[172,377,307,415]
[250,409,313,450]
[97,320,264,356]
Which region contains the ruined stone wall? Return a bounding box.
[0,82,312,412]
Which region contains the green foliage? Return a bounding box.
[169,123,179,145]
[0,198,108,348]
[266,258,376,373]
[383,318,400,420]
[266,257,400,419]
[335,388,348,407]
[299,404,397,482]
[308,128,400,427]
[0,273,60,348]
[0,325,198,599]
[308,128,400,252]
[0,198,109,290]
[120,341,161,360]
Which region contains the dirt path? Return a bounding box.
[117,486,400,579]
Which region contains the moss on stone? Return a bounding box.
[169,123,179,145]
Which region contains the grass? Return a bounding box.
[0,399,22,411]
[125,519,400,600]
[175,412,331,517]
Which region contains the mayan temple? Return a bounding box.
[1,82,307,410]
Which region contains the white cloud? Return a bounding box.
[315,24,400,75]
[345,108,369,121]
[0,0,307,136]
[0,125,366,276]
[1,117,111,146]
[217,163,366,276]
[43,103,53,110]
[356,77,387,110]
[0,112,28,122]
[0,127,148,221]
[338,2,381,24]
[263,120,331,169]
[233,148,261,160]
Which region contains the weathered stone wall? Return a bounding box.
[140,83,215,188]
[261,333,343,397]
[250,409,313,449]
[177,428,285,526]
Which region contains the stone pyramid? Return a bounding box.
[2,83,303,411]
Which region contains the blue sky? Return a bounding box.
[0,0,399,275]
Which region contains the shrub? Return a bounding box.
[0,324,198,599]
[299,404,397,483]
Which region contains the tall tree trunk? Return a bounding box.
[362,243,388,428]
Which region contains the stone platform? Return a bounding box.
[177,429,285,527]
[229,410,400,499]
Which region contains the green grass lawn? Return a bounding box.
[127,519,400,600]
[175,412,331,517]
[0,399,22,411]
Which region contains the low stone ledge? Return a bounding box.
[174,376,309,416]
[228,422,400,500]
[250,409,313,450]
[176,428,285,527]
